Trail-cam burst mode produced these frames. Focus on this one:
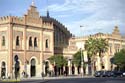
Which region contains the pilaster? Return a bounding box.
[8,23,13,78]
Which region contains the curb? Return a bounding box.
[21,76,94,80]
[1,79,21,82]
[0,76,94,82]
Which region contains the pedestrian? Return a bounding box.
[22,71,25,78]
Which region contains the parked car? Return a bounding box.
[122,72,125,77]
[101,71,111,77]
[94,71,103,77]
[94,70,124,77]
[110,71,123,77]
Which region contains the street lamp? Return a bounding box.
[80,25,84,77]
[80,48,84,77]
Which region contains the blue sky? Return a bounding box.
[0,0,125,36]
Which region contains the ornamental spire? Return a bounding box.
[32,0,35,6]
[46,0,50,18]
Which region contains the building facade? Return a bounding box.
[42,16,72,54]
[63,26,125,75]
[0,2,125,78]
[0,4,55,78]
[0,2,72,78]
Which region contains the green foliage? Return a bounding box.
[72,50,83,67]
[96,38,109,57]
[114,49,125,68]
[85,37,109,57]
[85,37,98,57]
[48,55,67,67]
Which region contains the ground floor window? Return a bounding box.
[1,62,6,78]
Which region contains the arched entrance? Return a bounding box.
[45,61,49,76]
[30,59,36,77]
[1,62,6,78]
[14,55,20,79]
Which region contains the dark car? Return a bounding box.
[94,71,103,77]
[94,71,113,77]
[110,71,123,77]
[101,71,111,77]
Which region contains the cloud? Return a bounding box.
[40,0,125,36]
[48,0,125,36]
[48,0,99,13]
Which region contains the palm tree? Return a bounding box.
[96,38,108,57]
[96,38,109,69]
[85,37,98,75]
[85,37,109,74]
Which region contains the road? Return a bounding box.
[1,77,125,83]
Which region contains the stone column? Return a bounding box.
[68,59,71,75]
[75,66,78,75]
[85,64,89,75]
[112,40,115,55]
[105,53,111,70]
[97,56,101,71]
[27,65,30,77]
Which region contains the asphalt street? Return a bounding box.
[1,77,125,83]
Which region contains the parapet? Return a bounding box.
[0,16,25,25]
[43,21,53,29]
[11,16,25,24]
[0,16,10,24]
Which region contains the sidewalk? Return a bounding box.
[21,75,94,81]
[0,75,94,82]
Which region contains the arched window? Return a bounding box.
[29,37,32,47]
[45,39,49,48]
[16,36,20,46]
[1,62,6,68]
[34,37,37,47]
[31,58,36,66]
[2,36,5,46]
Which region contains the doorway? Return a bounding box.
[30,59,36,77]
[1,62,6,78]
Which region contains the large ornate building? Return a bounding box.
[0,2,72,78]
[0,2,125,78]
[63,26,125,75]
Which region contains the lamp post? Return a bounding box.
[80,25,84,77]
[80,48,84,77]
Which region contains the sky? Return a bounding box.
[0,0,125,36]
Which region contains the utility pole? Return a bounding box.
[80,25,84,77]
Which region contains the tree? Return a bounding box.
[85,37,98,58]
[73,50,86,74]
[113,49,125,71]
[96,38,109,57]
[85,37,98,74]
[48,55,67,76]
[85,37,109,73]
[96,38,109,69]
[48,55,67,67]
[72,50,83,67]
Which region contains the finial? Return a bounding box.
[47,10,50,18]
[32,0,35,6]
[46,0,50,18]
